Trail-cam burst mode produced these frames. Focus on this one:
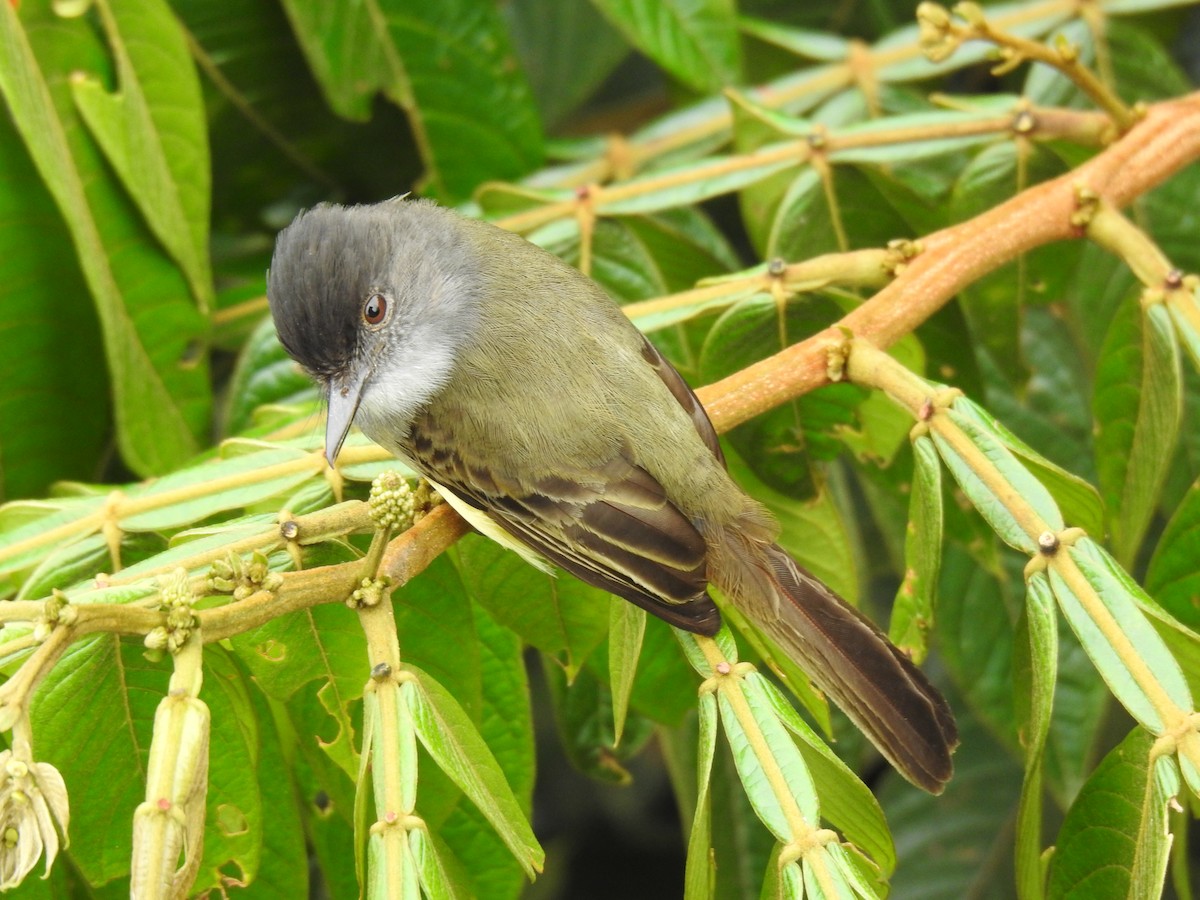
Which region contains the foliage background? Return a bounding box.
[2,0,1200,897]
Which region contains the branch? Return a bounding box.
[697,91,1200,432]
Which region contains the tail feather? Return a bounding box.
[713,536,958,793]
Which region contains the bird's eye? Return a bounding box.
[363,293,388,325]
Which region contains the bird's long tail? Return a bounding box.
[711,533,958,793]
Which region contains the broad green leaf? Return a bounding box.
[963,393,1103,538]
[29,637,260,888]
[1046,728,1178,900]
[193,647,264,892]
[596,149,800,218]
[590,0,741,93]
[71,0,213,311]
[726,90,818,256]
[950,141,1072,383]
[453,533,608,679]
[737,16,849,62]
[1054,538,1192,735]
[15,531,164,601]
[758,673,895,879]
[937,545,1024,750]
[0,496,93,549]
[824,110,1004,167]
[1146,477,1200,631]
[121,447,318,532]
[1166,285,1200,373]
[700,295,868,498]
[393,555,481,719]
[0,106,109,501]
[435,600,533,900]
[684,690,719,900]
[544,655,655,783]
[1014,573,1058,900]
[881,709,1024,900]
[932,402,1064,554]
[1094,299,1182,568]
[238,689,310,900]
[403,668,544,878]
[505,0,628,127]
[410,828,472,900]
[0,0,209,476]
[229,591,366,779]
[223,317,315,437]
[627,616,698,726]
[608,599,646,746]
[718,672,820,843]
[279,0,543,200]
[890,435,943,662]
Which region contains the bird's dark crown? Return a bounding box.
[267,204,399,380]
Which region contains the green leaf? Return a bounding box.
[937,544,1023,750]
[229,597,366,780]
[0,0,210,476]
[1046,728,1178,900]
[29,638,261,889]
[684,690,719,900]
[505,0,629,128]
[608,599,646,746]
[0,106,109,501]
[590,0,741,93]
[120,446,318,532]
[976,375,1103,538]
[410,827,472,900]
[597,149,800,218]
[737,16,849,62]
[890,435,943,662]
[1146,477,1200,631]
[932,401,1064,554]
[879,708,1024,900]
[627,616,698,725]
[700,295,868,497]
[279,0,543,200]
[544,655,654,783]
[237,689,310,900]
[1094,300,1183,568]
[70,0,213,311]
[403,667,544,878]
[949,141,1075,383]
[223,317,314,437]
[1014,573,1058,900]
[193,647,264,892]
[1054,537,1192,735]
[757,673,895,879]
[453,533,608,679]
[435,600,533,900]
[718,672,819,843]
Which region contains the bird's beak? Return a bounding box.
[325,369,367,466]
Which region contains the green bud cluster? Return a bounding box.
[206,549,283,600]
[368,472,417,532]
[146,568,199,654]
[347,575,393,610]
[32,590,78,643]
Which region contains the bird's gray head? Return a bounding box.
[267,199,482,463]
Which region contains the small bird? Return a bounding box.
[267,198,957,792]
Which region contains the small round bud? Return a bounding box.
[1037,531,1059,555]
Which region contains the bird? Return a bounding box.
[266,197,957,792]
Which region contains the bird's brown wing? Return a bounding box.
[407,425,721,633]
[637,334,725,466]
